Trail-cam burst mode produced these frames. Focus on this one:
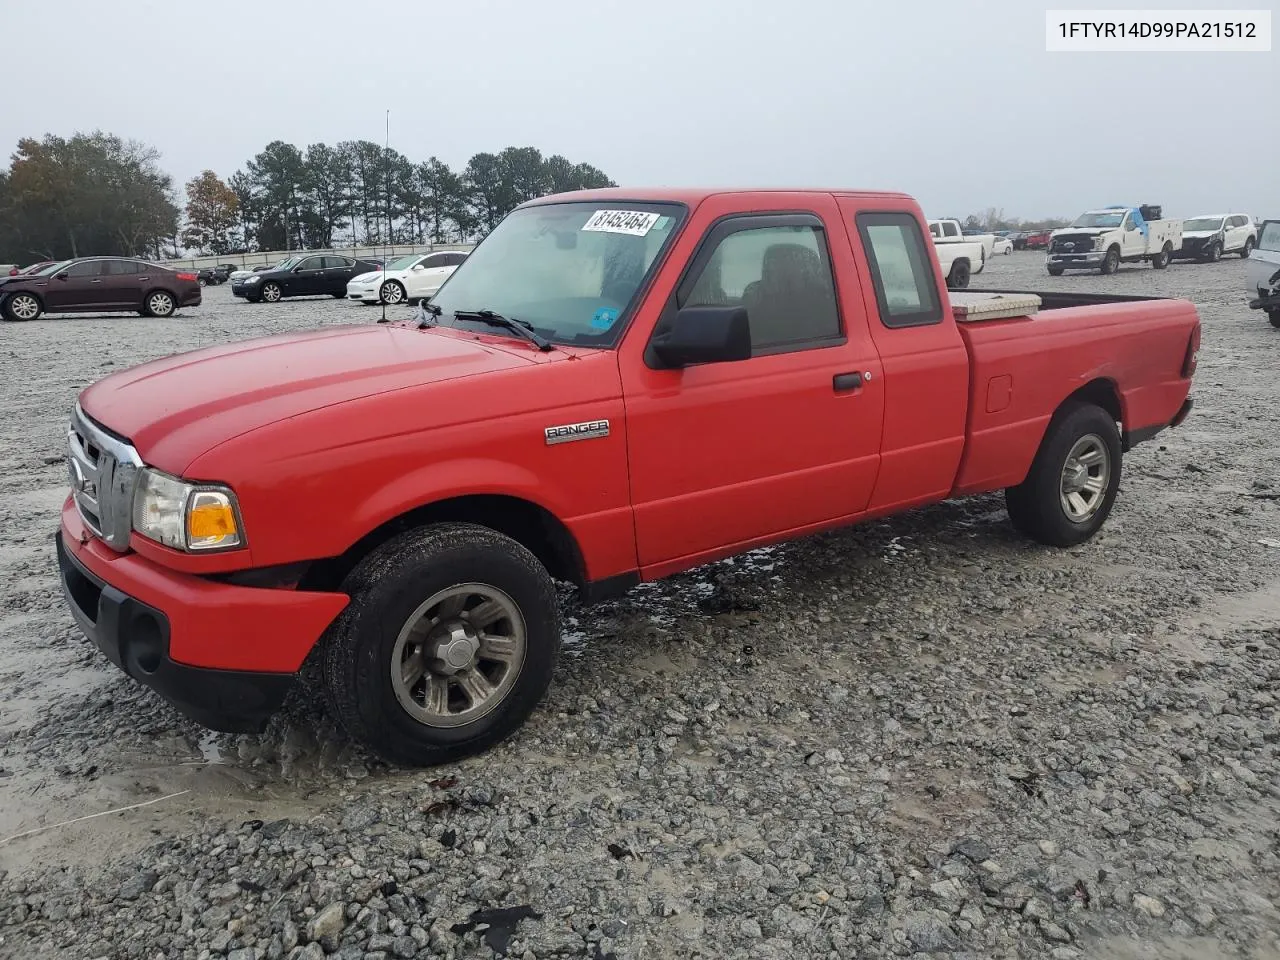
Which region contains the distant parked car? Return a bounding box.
[0,256,201,322]
[196,267,221,286]
[1007,232,1028,250]
[1173,214,1257,262]
[9,260,57,276]
[346,250,468,305]
[1246,219,1280,328]
[992,236,1014,256]
[228,259,294,284]
[1024,230,1052,249]
[231,253,381,303]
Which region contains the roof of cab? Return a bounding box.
[522,186,914,208]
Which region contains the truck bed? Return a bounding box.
[948,289,1198,496]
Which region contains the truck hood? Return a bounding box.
[78,324,542,473]
[1053,227,1110,236]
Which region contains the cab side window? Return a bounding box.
[855,212,943,329]
[677,216,842,355]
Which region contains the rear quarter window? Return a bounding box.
[1259,222,1280,252]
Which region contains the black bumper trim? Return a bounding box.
[54,531,293,734]
[1123,397,1193,451]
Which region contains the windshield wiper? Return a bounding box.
[453,309,553,351]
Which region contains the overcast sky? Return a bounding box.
[4,0,1276,221]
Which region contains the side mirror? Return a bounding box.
[55,272,68,281]
[650,305,752,369]
[412,264,425,271]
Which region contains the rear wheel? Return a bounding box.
[144,290,176,318]
[1100,247,1120,275]
[3,293,42,322]
[1268,308,1280,329]
[948,260,971,289]
[260,282,282,303]
[1241,237,1255,259]
[1005,402,1121,547]
[1151,243,1172,270]
[1048,267,1064,276]
[321,522,561,767]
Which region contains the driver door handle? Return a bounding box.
[833,372,867,392]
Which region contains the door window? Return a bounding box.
[324,256,354,269]
[855,212,943,329]
[64,261,106,278]
[678,218,842,354]
[105,260,142,275]
[298,256,325,271]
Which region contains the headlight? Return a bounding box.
[245,275,261,284]
[132,468,244,551]
[1093,236,1107,250]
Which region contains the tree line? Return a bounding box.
[0,131,614,262]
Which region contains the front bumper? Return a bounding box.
[56,500,348,732]
[346,281,380,303]
[1172,238,1215,259]
[1047,251,1105,268]
[230,281,258,299]
[1248,290,1280,312]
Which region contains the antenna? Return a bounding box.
[381,109,390,324]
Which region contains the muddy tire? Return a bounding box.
[1241,237,1255,259]
[1100,247,1120,275]
[947,259,971,289]
[1005,402,1122,547]
[321,522,561,767]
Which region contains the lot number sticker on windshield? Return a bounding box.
[582,210,660,237]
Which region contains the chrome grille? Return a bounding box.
[67,403,142,552]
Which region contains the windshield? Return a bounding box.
[1072,211,1125,228]
[1184,218,1224,232]
[386,255,421,271]
[428,201,685,346]
[1260,222,1280,252]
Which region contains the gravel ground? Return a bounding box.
[1,253,1278,960]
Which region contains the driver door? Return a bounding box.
[286,255,327,295]
[405,252,454,299]
[1122,214,1143,257]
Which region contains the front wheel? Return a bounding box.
[144,290,176,318]
[260,282,282,303]
[379,280,406,305]
[1005,402,1122,547]
[1241,237,1255,259]
[1100,247,1120,275]
[1208,242,1222,263]
[1268,308,1280,329]
[1048,267,1064,276]
[3,293,42,322]
[321,523,561,767]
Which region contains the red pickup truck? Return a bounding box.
[56,188,1199,766]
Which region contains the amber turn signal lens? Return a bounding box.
[187,491,241,548]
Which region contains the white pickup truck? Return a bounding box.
[1047,205,1183,275]
[927,219,987,289]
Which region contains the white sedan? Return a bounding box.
[346,250,468,305]
[992,236,1014,256]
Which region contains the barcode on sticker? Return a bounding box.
[582,210,660,236]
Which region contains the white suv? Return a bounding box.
[1174,214,1257,262]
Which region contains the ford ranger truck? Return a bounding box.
[55,189,1201,767]
[1047,205,1182,275]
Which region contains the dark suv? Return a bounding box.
[0,257,201,322]
[231,253,381,303]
